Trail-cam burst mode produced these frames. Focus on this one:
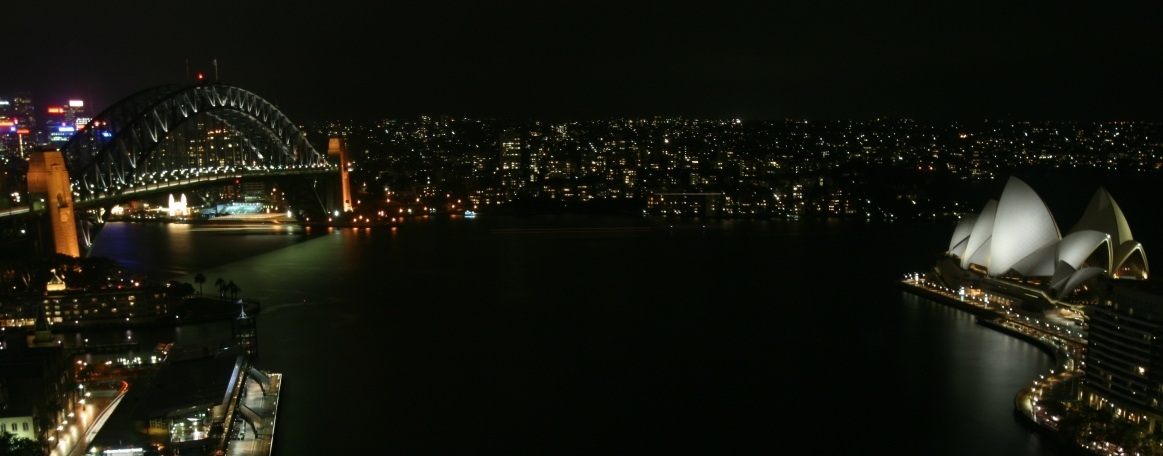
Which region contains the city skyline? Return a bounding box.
[3,1,1162,123]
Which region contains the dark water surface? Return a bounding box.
[88,215,1064,455]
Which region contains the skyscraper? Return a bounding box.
[498,128,525,201]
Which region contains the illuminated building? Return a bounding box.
[168,193,189,217]
[0,94,35,157]
[0,107,16,155]
[0,284,181,329]
[39,99,86,145]
[12,92,35,132]
[0,308,77,450]
[44,105,72,145]
[934,176,1148,309]
[498,129,525,200]
[63,99,84,128]
[1084,280,1163,430]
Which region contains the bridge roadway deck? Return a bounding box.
[0,165,337,220]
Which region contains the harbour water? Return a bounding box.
[87,215,1066,454]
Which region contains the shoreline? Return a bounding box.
[897,277,1092,453]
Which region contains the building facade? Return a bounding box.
[1084,280,1163,429]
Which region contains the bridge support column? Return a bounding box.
[27,147,80,257]
[326,136,353,213]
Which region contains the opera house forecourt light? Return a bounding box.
[935,176,1148,308]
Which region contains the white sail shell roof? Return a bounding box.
[1068,187,1134,247]
[1009,241,1058,277]
[1057,230,1112,272]
[1057,267,1105,299]
[961,200,997,269]
[949,215,977,253]
[1049,260,1076,293]
[944,176,1149,297]
[1113,241,1149,279]
[988,177,1061,277]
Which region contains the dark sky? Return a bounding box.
[5,1,1163,122]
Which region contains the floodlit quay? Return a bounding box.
[54,371,282,456]
[225,373,282,456]
[899,274,1148,455]
[899,273,1086,359]
[899,174,1163,454]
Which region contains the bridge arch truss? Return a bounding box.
[61,83,333,203]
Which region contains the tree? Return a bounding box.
[0,430,43,456]
[215,277,226,299]
[227,280,240,300]
[169,281,195,298]
[194,272,206,297]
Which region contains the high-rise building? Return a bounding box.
[12,92,35,131]
[44,105,70,145]
[63,99,84,127]
[43,99,85,146]
[1084,280,1163,429]
[0,98,14,155]
[498,129,524,201]
[0,92,37,156]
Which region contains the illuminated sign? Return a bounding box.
[47,107,64,114]
[68,99,84,107]
[16,129,29,135]
[58,126,75,132]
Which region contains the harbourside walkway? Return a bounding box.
[226,373,282,456]
[899,273,1139,455]
[50,382,125,456]
[898,273,1086,359]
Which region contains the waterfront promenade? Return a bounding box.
[898,273,1086,359]
[899,273,1142,455]
[50,384,124,456]
[43,370,280,456]
[226,373,282,456]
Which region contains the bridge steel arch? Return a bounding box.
[61,83,333,203]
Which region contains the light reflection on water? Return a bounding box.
[85,217,1064,455]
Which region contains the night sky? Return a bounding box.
[5,1,1163,122]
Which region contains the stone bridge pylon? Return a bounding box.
[27,146,81,257]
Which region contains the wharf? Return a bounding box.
[898,273,1097,452]
[897,276,1086,356]
[895,278,1007,320]
[226,373,282,456]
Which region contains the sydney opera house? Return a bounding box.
[933,176,1149,311]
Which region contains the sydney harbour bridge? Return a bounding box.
[0,82,349,256]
